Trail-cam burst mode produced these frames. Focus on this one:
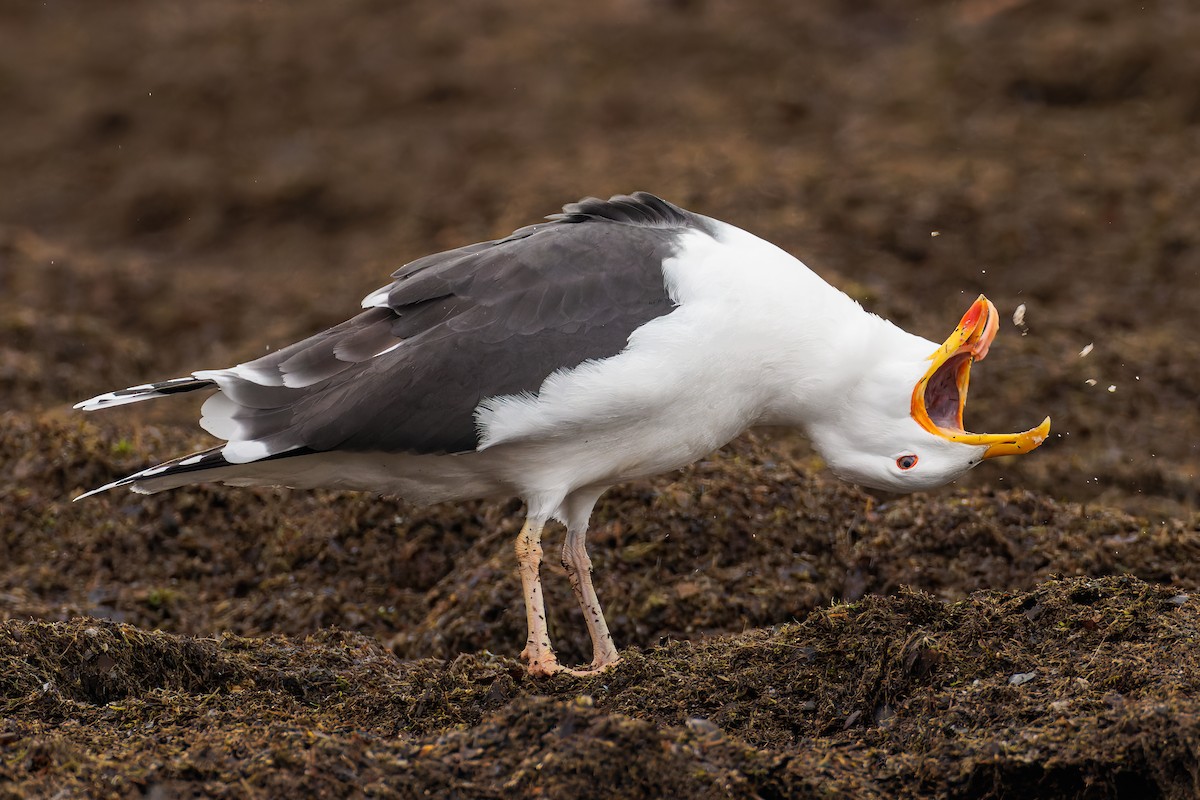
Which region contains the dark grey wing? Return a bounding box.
[201,193,713,459]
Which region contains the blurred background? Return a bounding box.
[3,8,1200,791]
[4,0,1199,510]
[3,0,1198,519]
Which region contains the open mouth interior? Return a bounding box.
[910,295,1051,459]
[924,352,970,432]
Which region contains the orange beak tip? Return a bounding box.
[979,416,1053,460]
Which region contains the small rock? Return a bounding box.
[686,717,721,736]
[1009,671,1036,686]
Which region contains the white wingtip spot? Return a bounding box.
[223,440,296,464]
[76,375,209,411]
[361,286,391,309]
[74,391,149,411]
[178,454,206,467]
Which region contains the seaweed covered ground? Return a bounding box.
[2,1,1199,797]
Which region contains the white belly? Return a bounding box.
[211,374,753,508]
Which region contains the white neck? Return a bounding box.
[687,219,935,434]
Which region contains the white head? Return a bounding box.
[808,296,1050,494]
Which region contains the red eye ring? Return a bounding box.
[896,455,918,470]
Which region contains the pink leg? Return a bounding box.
[514,517,562,676]
[562,523,620,671]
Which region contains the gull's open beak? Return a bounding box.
[911,295,1050,459]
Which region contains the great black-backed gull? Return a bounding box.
[76,192,1050,675]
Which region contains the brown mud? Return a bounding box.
[2,1,1199,797]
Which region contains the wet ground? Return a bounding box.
[2,1,1199,797]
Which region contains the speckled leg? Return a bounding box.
[561,524,620,672]
[514,517,562,675]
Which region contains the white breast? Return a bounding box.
[470,221,865,497]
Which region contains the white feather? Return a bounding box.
[360,285,391,309]
[222,439,298,464]
[198,392,244,440]
[372,341,403,358]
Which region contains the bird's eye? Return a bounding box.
[896,455,918,470]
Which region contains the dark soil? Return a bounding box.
[2,1,1199,797]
